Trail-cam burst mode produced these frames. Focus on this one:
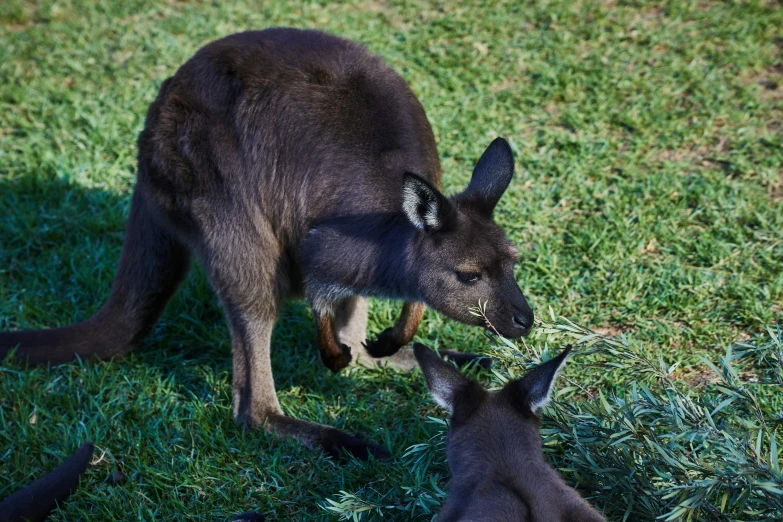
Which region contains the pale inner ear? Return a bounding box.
[423,363,466,414]
[421,200,441,229]
[414,344,470,414]
[429,379,457,412]
[402,182,439,230]
[528,358,567,413]
[520,347,573,413]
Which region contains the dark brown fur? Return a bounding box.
[0,443,93,522]
[0,29,533,459]
[414,344,605,521]
[0,443,268,522]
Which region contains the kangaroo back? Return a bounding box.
[0,28,436,366]
[1,28,535,461]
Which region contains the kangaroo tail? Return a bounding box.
[0,189,190,365]
[0,442,94,522]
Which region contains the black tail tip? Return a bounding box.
[0,441,95,522]
[76,442,96,457]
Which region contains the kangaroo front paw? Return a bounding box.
[320,343,353,373]
[363,328,404,358]
[320,429,392,462]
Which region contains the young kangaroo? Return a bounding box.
[414,344,605,521]
[0,28,534,459]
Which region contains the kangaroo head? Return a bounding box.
[402,138,533,338]
[414,343,605,522]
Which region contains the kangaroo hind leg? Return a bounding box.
[313,306,353,373]
[225,295,389,461]
[203,228,389,461]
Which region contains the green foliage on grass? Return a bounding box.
[325,318,783,521]
[1,1,781,520]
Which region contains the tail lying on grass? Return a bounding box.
[0,442,94,522]
[0,191,190,366]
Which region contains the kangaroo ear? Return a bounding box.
[402,173,452,232]
[460,137,515,217]
[414,343,470,413]
[515,345,572,413]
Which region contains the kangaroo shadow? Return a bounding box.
[2,176,404,522]
[0,175,384,402]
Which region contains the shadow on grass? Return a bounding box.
[0,175,357,402]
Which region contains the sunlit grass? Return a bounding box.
[1,1,781,520]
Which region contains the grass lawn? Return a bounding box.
[1,0,782,520]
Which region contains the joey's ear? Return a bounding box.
[514,345,572,413]
[414,343,471,413]
[402,173,453,232]
[460,137,515,217]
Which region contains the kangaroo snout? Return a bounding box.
[485,299,534,339]
[512,305,534,336]
[490,281,535,339]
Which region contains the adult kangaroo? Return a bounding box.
[0,28,534,459]
[414,344,605,521]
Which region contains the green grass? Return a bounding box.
[0,0,781,520]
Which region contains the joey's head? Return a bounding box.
[414,343,571,473]
[403,138,533,338]
[414,344,605,522]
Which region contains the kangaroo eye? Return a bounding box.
[456,271,481,284]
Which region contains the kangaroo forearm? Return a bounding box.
[393,301,426,344]
[315,312,352,372]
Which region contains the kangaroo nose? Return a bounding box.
[512,310,534,334]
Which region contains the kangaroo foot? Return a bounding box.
[320,428,392,462]
[266,414,391,463]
